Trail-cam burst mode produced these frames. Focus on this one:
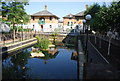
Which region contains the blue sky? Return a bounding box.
[25,2,112,20]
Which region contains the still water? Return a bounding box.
[2,45,78,79]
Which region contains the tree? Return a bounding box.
[84,1,120,55]
[2,1,29,42]
[96,1,120,33]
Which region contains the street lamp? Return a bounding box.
[82,19,86,51]
[82,19,86,34]
[85,14,92,21]
[85,14,92,62]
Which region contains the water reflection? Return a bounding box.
[71,51,78,61]
[2,45,77,79]
[2,49,31,79]
[37,50,59,64]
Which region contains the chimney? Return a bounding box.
[44,5,48,10]
[86,4,88,10]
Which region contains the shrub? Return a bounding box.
[35,36,51,50]
[35,36,42,43]
[39,38,50,50]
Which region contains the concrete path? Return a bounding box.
[85,40,120,79]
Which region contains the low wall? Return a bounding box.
[2,38,37,57]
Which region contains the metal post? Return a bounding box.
[83,24,84,34]
[85,23,89,63]
[83,23,85,50]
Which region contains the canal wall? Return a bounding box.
[2,38,37,55]
[77,36,86,80]
[1,34,67,55]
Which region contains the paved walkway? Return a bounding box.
[85,40,120,79]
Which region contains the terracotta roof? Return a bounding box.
[74,11,84,16]
[32,10,59,18]
[63,13,74,18]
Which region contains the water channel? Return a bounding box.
[2,44,78,79]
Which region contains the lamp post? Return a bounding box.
[82,19,86,51]
[85,14,92,62]
[82,19,86,34]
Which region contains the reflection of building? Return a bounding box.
[71,51,78,61]
[30,5,59,32]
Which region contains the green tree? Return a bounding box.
[97,2,120,33]
[85,1,120,55]
[2,1,29,42]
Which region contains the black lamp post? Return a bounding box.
[85,14,92,62]
[82,19,86,34]
[82,19,86,51]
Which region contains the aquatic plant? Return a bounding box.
[35,36,52,50]
[39,38,51,50]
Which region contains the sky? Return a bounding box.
[24,1,112,21]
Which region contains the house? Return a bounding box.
[63,5,88,33]
[63,13,75,30]
[30,5,59,32]
[63,11,84,32]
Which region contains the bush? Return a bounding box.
[35,36,42,43]
[35,36,51,50]
[39,38,50,50]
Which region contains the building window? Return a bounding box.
[71,22,73,26]
[67,22,70,26]
[32,17,35,20]
[67,22,73,26]
[76,17,79,21]
[50,25,52,28]
[33,24,35,28]
[50,17,52,21]
[38,18,45,24]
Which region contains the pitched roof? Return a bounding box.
[74,11,84,16]
[32,10,59,18]
[63,13,74,18]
